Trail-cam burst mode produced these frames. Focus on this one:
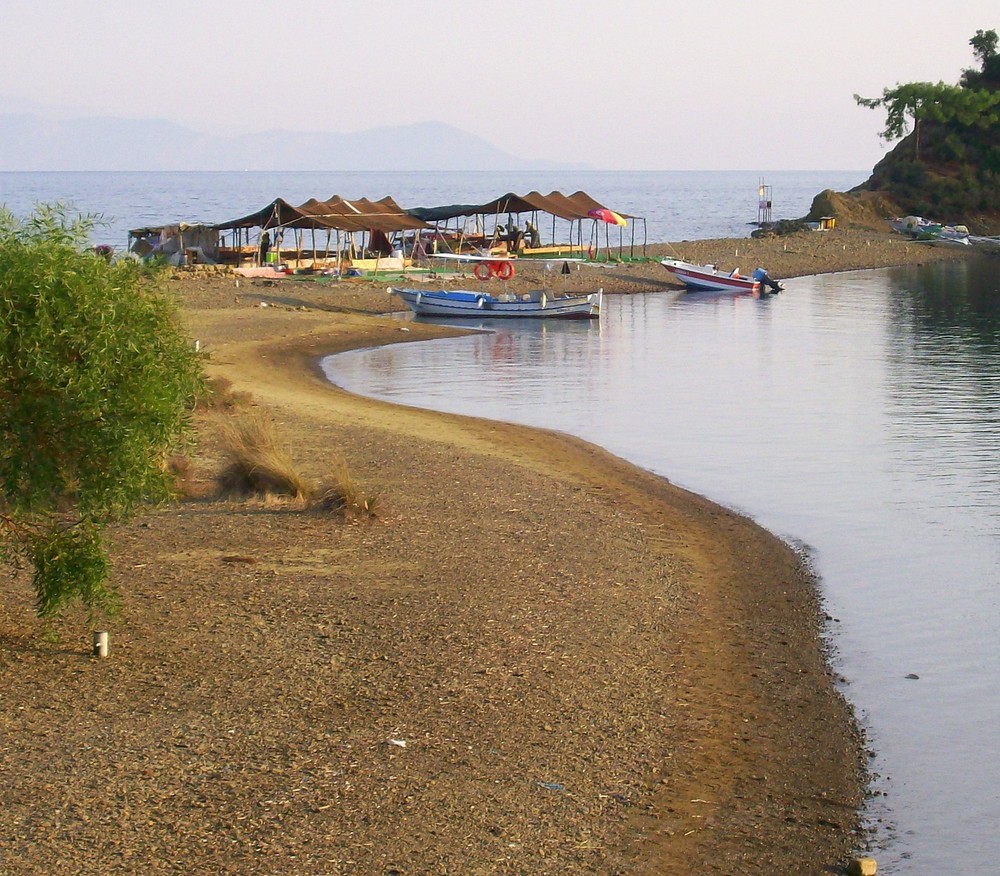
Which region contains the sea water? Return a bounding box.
[323,256,1000,875]
[0,169,866,247]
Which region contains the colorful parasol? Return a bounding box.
[587,207,627,227]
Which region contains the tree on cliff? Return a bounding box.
[962,29,1000,88]
[852,29,1000,227]
[854,30,1000,161]
[0,205,202,619]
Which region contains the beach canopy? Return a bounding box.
[406,190,632,223]
[213,195,431,233]
[212,191,631,232]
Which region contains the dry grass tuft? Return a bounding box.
[167,453,197,499]
[311,458,380,519]
[196,375,252,412]
[216,410,310,500]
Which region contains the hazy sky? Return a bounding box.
[1,0,997,170]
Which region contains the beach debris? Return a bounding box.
[847,857,877,876]
[536,781,565,792]
[92,630,110,658]
[385,738,407,748]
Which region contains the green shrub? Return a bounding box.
[0,205,203,618]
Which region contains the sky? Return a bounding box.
[0,0,997,171]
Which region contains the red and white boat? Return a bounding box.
[660,258,762,294]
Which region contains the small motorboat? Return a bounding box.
[390,287,602,319]
[661,258,781,294]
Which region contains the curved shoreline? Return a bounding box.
[201,307,870,873]
[2,229,971,873]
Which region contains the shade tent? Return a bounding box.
[405,204,483,223]
[213,196,430,234]
[211,195,433,269]
[405,190,645,259]
[406,190,632,223]
[208,190,645,268]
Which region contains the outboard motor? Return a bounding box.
[752,267,783,294]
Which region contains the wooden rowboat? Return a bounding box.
[390,287,602,319]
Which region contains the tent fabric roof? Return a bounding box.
[210,190,633,233]
[406,190,632,223]
[213,196,430,233]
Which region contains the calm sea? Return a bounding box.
[0,169,866,247]
[323,258,1000,875]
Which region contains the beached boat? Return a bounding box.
[889,216,971,245]
[970,235,1000,252]
[390,287,602,319]
[660,258,764,294]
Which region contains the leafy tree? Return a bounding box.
[855,80,1000,159]
[857,29,1000,159]
[855,81,942,159]
[970,29,998,68]
[0,205,202,618]
[962,29,1000,88]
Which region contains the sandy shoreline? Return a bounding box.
[1,229,978,873]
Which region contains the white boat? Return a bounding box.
[970,235,1000,252]
[913,234,971,248]
[660,258,764,294]
[390,287,602,319]
[889,216,971,245]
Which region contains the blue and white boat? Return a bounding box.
[390,287,602,320]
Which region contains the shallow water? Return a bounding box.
[323,257,1000,874]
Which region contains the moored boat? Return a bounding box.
[660,258,768,294]
[390,287,602,319]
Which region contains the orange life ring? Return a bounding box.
[474,262,493,281]
[495,261,514,280]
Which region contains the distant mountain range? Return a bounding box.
[0,112,583,172]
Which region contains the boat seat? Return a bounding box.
[730,268,740,278]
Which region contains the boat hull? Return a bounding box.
[660,259,760,293]
[390,288,602,319]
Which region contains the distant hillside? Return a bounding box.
[0,114,582,172]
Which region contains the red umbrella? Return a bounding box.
[588,208,627,227]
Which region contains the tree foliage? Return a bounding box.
[855,29,1000,156]
[853,29,1000,229]
[854,81,1000,158]
[0,205,203,618]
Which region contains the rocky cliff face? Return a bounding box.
[849,129,1000,234]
